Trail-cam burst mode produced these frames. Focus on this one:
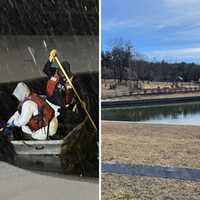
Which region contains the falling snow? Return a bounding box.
[0,1,99,82]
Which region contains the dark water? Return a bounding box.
[0,35,98,82]
[102,102,200,125]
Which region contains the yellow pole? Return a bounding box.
[54,56,97,131]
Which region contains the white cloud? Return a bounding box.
[147,47,200,58]
[103,0,200,63]
[102,19,142,31]
[165,0,200,6]
[152,2,200,44]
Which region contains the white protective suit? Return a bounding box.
[7,82,58,140]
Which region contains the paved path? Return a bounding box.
[102,162,200,182]
[0,162,98,200]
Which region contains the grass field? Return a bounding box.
[102,173,200,200]
[102,121,200,199]
[102,122,200,168]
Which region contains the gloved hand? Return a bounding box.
[49,49,57,62]
[9,121,16,128]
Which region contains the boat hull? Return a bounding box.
[11,140,63,155]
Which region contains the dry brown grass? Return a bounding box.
[102,173,200,200]
[102,122,200,168]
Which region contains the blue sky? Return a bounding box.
[102,0,200,63]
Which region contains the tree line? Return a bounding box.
[102,44,200,82]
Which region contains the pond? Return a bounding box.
[102,102,200,125]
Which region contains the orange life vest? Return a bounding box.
[46,71,74,105]
[19,93,54,131]
[46,72,60,97]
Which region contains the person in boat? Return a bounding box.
[7,82,58,140]
[43,49,76,121]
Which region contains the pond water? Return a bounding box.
[102,102,200,125]
[0,35,98,82]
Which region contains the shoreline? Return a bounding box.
[102,95,200,108]
[102,120,200,127]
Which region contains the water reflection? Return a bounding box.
[102,102,200,125]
